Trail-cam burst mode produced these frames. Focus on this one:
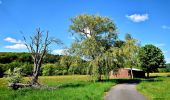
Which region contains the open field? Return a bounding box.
[137,73,170,100]
[1,73,170,100]
[0,75,116,100]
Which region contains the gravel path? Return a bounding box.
[104,83,147,100]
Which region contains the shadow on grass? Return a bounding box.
[31,76,168,90]
[100,76,166,84]
[58,82,87,89]
[100,78,142,84]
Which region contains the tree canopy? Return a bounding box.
[138,44,165,77]
[69,14,119,80]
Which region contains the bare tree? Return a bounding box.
[23,28,62,86]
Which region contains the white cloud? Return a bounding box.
[5,44,26,49]
[52,49,68,55]
[162,25,170,29]
[126,14,149,22]
[4,37,22,44]
[4,37,26,49]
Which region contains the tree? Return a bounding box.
[138,44,165,78]
[123,34,140,79]
[60,55,73,74]
[69,14,117,81]
[23,28,62,85]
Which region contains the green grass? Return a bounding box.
[137,73,170,100]
[0,75,116,100]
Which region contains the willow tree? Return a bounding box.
[23,28,62,85]
[123,33,140,79]
[69,14,117,81]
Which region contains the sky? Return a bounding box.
[0,0,170,63]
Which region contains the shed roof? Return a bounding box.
[124,68,143,71]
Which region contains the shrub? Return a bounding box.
[0,66,3,78]
[21,63,33,76]
[42,64,55,76]
[8,61,22,71]
[6,68,23,84]
[0,64,10,78]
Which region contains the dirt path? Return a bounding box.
[104,83,147,100]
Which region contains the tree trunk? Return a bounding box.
[146,72,149,78]
[31,72,39,85]
[31,62,41,85]
[130,67,134,79]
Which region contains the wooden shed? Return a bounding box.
[109,68,145,78]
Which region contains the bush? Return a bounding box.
[21,63,33,76]
[0,64,10,78]
[42,64,56,76]
[8,61,22,71]
[7,68,23,84]
[0,66,3,78]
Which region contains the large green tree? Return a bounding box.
[138,44,165,78]
[69,14,118,81]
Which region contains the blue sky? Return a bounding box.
[0,0,170,63]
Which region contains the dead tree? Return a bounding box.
[23,28,62,86]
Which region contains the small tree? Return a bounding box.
[123,34,140,79]
[23,28,62,85]
[139,44,165,78]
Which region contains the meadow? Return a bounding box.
[0,75,116,100]
[137,73,170,100]
[1,73,170,100]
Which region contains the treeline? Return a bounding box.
[0,52,88,78]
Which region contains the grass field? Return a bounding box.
[0,75,116,100]
[1,73,170,100]
[137,73,170,100]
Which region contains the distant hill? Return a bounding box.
[0,52,62,64]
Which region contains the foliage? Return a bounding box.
[0,64,9,78]
[69,14,118,81]
[8,61,22,71]
[138,44,165,77]
[21,63,33,76]
[165,63,170,72]
[43,54,61,63]
[0,52,32,64]
[0,66,3,78]
[122,34,140,78]
[42,64,56,76]
[60,56,73,74]
[54,62,67,75]
[158,63,170,72]
[6,68,23,84]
